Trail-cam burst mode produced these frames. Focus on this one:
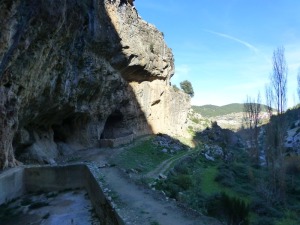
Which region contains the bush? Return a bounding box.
[252,217,274,225]
[174,163,190,174]
[206,192,249,225]
[215,164,235,187]
[180,80,194,97]
[191,117,200,124]
[165,182,181,199]
[215,170,235,187]
[250,197,283,218]
[173,175,192,190]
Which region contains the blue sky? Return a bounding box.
[135,0,300,107]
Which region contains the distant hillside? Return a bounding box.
[192,103,269,117]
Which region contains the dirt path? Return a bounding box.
[101,166,219,225]
[74,147,220,225]
[145,149,200,179]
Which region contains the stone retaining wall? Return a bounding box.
[0,164,124,225]
[99,134,134,148]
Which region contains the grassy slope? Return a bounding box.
[192,103,269,117]
[112,137,170,174]
[113,120,300,225]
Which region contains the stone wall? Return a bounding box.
[0,164,125,225]
[100,134,134,148]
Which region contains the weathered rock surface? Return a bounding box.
[0,0,190,168]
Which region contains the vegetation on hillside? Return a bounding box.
[192,103,270,118]
[114,47,300,225]
[155,118,300,225]
[114,105,300,225]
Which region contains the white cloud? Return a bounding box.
[204,30,271,64]
[205,30,259,53]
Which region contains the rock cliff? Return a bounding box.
[0,0,190,169]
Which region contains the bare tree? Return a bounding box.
[271,46,288,114]
[263,47,288,201]
[297,68,300,102]
[243,93,261,164]
[265,84,273,116]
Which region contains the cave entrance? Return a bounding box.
[101,110,130,139]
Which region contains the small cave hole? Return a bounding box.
[101,110,131,139]
[52,124,67,143]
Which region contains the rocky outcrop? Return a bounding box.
[0,0,190,169]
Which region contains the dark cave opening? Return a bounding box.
[52,113,89,143]
[101,110,131,139]
[52,124,67,142]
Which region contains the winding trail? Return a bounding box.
[68,146,220,225]
[146,148,201,179]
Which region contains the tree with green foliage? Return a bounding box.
[180,80,194,97]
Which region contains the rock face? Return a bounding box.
[0,0,190,168]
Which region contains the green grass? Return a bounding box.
[162,149,199,174]
[197,161,251,204]
[200,166,220,195]
[275,211,300,225]
[276,218,299,225]
[112,137,174,174]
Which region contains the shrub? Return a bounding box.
[180,80,194,97]
[191,117,200,124]
[215,170,235,187]
[250,197,283,218]
[215,164,236,187]
[174,163,190,174]
[173,175,192,190]
[165,182,181,199]
[206,192,249,225]
[252,217,274,225]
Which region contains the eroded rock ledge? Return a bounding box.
[0,0,190,169]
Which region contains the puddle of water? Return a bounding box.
[0,189,100,225]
